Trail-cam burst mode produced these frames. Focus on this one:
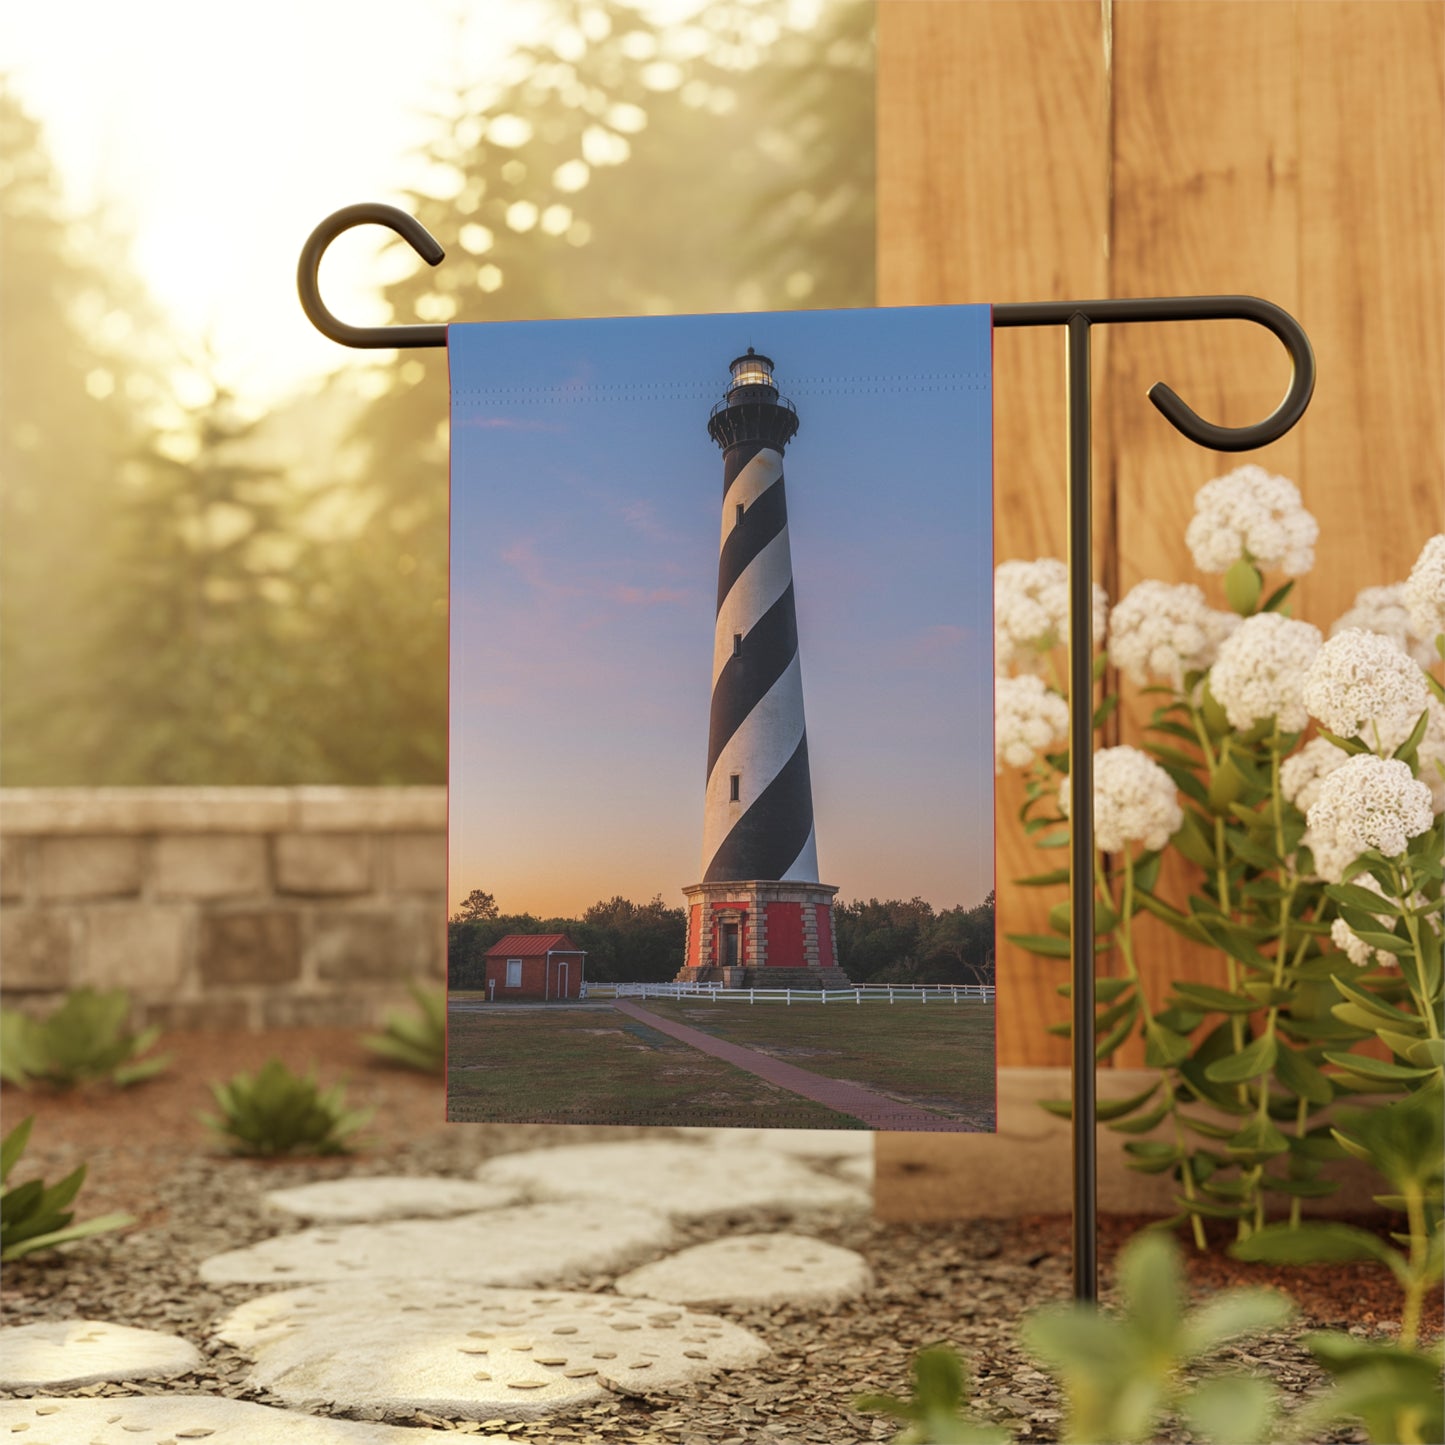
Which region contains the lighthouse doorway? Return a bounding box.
[721,923,740,970]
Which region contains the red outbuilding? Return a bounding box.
[483,933,587,1001]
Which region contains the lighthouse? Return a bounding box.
[677,349,847,988]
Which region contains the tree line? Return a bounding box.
[447,888,996,989]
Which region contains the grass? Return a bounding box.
[639,997,995,1124]
[446,1005,859,1128]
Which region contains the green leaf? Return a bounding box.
[1144,1021,1193,1068]
[1231,1222,1400,1270]
[1331,974,1421,1024]
[1326,882,1403,917]
[1205,1033,1278,1084]
[1224,558,1263,615]
[1005,932,1073,959]
[0,1117,33,1184]
[1272,1045,1334,1105]
[1260,579,1296,614]
[1,1211,135,1262]
[1124,1140,1183,1174]
[1107,1097,1174,1135]
[1315,726,1372,756]
[1180,1290,1295,1357]
[1018,866,1071,887]
[1181,1376,1277,1445]
[1391,706,1431,768]
[1350,928,1413,957]
[1407,1037,1445,1069]
[1170,981,1258,1015]
[1056,977,1133,1003]
[1225,1116,1290,1162]
[1322,1051,1436,1082]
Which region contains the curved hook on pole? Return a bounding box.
[993,295,1315,451]
[297,203,448,349]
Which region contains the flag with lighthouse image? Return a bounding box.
[447,305,995,1132]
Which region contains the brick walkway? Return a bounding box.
[610,1000,968,1132]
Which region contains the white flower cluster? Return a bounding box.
[1302,628,1430,750]
[1208,612,1323,732]
[1328,872,1401,970]
[1058,745,1183,854]
[1416,695,1445,814]
[995,674,1070,772]
[1403,533,1445,643]
[994,559,1107,676]
[1184,465,1319,575]
[1306,754,1435,863]
[1107,581,1238,688]
[1332,583,1436,669]
[1280,737,1350,815]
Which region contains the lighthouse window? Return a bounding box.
[733,632,742,657]
[735,502,744,527]
[729,774,740,802]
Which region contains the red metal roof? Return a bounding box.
[484,933,581,957]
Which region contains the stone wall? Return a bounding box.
[0,788,447,1031]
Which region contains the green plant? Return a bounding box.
[362,981,445,1074]
[854,1345,1010,1445]
[1232,1085,1444,1443]
[0,1116,133,1261]
[999,500,1444,1244]
[201,1059,373,1157]
[1021,1232,1293,1445]
[0,988,171,1090]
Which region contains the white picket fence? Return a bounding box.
[607,981,994,1005]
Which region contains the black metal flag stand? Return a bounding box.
[298,203,1317,1303]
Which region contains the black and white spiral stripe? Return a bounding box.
[701,438,819,885]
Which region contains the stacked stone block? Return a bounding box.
[0,788,447,1031]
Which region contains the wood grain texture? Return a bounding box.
[877,0,1443,1075]
[878,0,1112,1069]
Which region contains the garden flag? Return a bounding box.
[446,305,996,1131]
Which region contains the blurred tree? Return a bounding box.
[85,366,321,782]
[0,85,166,782]
[836,893,995,985]
[305,0,875,783]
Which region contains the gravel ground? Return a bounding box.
[1,1032,1431,1443]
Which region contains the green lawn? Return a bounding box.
[446,1005,861,1129]
[639,997,996,1126]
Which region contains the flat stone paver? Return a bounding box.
[199,1202,672,1287]
[612,1000,966,1130]
[474,1140,868,1219]
[0,1395,470,1441]
[614,1233,872,1308]
[0,1320,202,1388]
[264,1176,518,1223]
[214,1281,769,1422]
[688,1127,874,1161]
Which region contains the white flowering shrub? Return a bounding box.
[1208,612,1322,732]
[995,466,1444,1251]
[995,674,1069,772]
[1403,533,1445,647]
[1058,746,1182,854]
[1333,582,1436,669]
[1184,464,1318,576]
[994,558,1107,677]
[1107,581,1237,688]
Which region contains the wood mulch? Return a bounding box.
[2,1028,1436,1443]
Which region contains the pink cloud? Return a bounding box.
[610,583,690,606]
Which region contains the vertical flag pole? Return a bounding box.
[1065,313,1098,1302]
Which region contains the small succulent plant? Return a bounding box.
[1,1116,133,1262]
[362,981,445,1074]
[201,1059,372,1157]
[0,988,171,1090]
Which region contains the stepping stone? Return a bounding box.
[214,1280,769,1422]
[264,1176,517,1223]
[0,1394,470,1440]
[0,1321,201,1388]
[685,1127,874,1163]
[614,1233,872,1308]
[199,1202,671,1287]
[475,1141,868,1219]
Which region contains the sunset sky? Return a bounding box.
[449,304,994,917]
